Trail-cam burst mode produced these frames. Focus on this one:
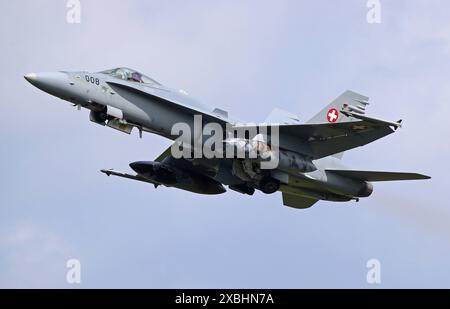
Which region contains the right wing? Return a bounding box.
[234,90,402,159]
[233,117,400,159]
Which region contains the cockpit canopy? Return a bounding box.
[100,67,161,86]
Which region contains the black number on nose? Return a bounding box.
[85,75,100,85]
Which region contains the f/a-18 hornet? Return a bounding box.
[24,68,430,209]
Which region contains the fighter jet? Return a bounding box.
[24,68,430,209]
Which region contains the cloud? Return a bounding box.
[0,222,76,288]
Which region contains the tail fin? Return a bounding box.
[307,90,369,124]
[307,90,370,160]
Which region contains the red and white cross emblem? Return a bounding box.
[327,108,339,123]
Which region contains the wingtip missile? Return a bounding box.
[100,169,115,176]
[101,170,110,176]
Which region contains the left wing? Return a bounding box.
[100,169,160,186]
[107,81,229,125]
[100,145,173,186]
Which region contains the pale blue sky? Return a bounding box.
[0,0,449,288]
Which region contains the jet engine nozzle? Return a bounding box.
[357,182,374,198]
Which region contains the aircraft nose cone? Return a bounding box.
[24,73,37,82]
[24,71,71,97]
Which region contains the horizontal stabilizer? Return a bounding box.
[326,170,431,182]
[282,193,319,209]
